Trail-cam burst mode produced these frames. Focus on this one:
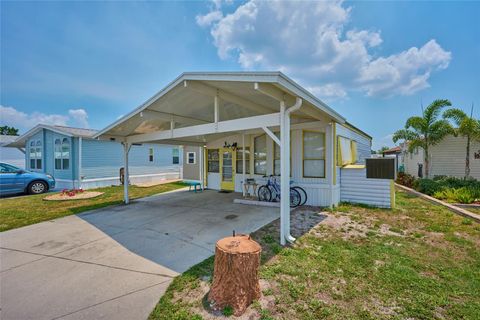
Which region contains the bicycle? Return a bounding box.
[291,184,308,206]
[257,175,301,207]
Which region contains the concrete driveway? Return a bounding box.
[0,189,278,320]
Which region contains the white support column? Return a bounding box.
[78,137,83,189]
[199,146,204,190]
[123,142,131,204]
[214,93,219,131]
[279,101,287,245]
[242,133,246,197]
[284,109,294,243]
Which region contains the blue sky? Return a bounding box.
[1,0,479,150]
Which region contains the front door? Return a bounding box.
[220,148,235,190]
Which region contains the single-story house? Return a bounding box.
[400,136,480,179]
[93,71,395,245]
[382,146,402,171]
[6,125,183,189]
[0,135,25,168]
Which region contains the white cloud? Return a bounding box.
[0,106,90,132]
[307,83,347,100]
[196,10,223,27]
[196,0,451,100]
[68,109,89,128]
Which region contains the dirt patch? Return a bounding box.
[184,279,277,319]
[321,213,370,239]
[134,179,182,187]
[44,191,103,201]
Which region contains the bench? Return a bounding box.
[185,181,202,193]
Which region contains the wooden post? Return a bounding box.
[208,235,261,316]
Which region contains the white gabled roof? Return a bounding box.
[5,124,98,148]
[93,72,347,140]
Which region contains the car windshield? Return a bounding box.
[0,163,20,173]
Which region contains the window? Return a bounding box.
[0,163,20,173]
[187,152,196,164]
[337,136,352,166]
[172,148,179,164]
[236,147,250,174]
[59,138,70,170]
[36,140,42,169]
[254,134,267,175]
[149,148,154,162]
[29,141,36,169]
[29,140,42,170]
[54,139,62,169]
[303,131,325,178]
[207,149,219,172]
[55,138,70,170]
[273,132,292,176]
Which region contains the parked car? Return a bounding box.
[0,162,55,196]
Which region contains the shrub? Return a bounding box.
[432,187,477,204]
[454,187,476,204]
[396,172,416,188]
[413,179,442,196]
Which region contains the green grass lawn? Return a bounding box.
[0,182,186,232]
[149,189,480,320]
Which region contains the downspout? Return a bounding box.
[282,97,302,244]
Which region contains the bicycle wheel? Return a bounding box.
[292,186,308,206]
[289,188,301,207]
[258,185,272,202]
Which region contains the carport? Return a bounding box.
[0,189,280,320]
[94,72,345,245]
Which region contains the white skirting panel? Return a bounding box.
[77,172,181,190]
[340,168,392,208]
[207,173,221,190]
[293,183,333,207]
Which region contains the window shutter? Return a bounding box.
[351,140,357,164]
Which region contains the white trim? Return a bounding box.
[93,72,346,140]
[262,126,280,146]
[127,113,281,144]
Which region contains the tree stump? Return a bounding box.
[208,234,262,316]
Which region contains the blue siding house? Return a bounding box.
[6,125,182,189]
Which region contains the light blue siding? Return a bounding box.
[81,139,181,180]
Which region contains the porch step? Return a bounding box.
[233,198,280,207]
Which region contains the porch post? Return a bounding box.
[123,142,131,204]
[279,101,287,245]
[199,146,204,190]
[242,133,246,197]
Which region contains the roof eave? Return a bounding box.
[94,72,348,139]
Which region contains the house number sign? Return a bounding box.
[475,150,480,160]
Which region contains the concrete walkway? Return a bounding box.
[0,190,278,320]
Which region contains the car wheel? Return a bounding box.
[29,181,47,194]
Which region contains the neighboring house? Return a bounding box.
[0,135,25,168]
[6,125,183,189]
[93,72,394,214]
[382,146,402,172]
[399,135,480,179]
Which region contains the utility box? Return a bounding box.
[366,158,396,179]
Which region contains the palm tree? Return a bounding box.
[443,105,480,179]
[393,99,453,178]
